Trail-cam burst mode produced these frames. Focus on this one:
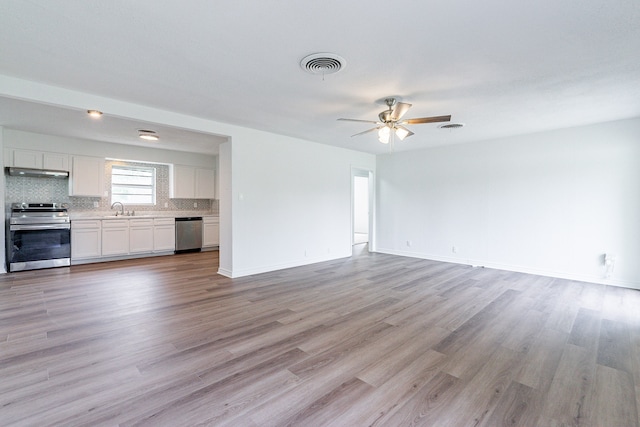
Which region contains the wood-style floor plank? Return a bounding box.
[1,249,639,426]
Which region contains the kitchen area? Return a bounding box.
[4,128,220,273]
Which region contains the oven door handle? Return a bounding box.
[10,223,71,231]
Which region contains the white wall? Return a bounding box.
[223,130,375,277]
[218,140,233,277]
[376,117,640,289]
[0,126,5,272]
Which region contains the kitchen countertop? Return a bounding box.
[70,211,218,220]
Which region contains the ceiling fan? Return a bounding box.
[338,98,451,144]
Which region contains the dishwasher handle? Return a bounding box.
[175,217,203,221]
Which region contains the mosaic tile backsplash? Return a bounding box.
[5,160,218,214]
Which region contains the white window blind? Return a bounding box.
[111,165,156,205]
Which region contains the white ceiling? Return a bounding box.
[0,97,229,154]
[1,0,639,155]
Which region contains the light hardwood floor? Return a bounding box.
[1,250,639,426]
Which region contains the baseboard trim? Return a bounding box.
[219,253,351,279]
[374,248,640,290]
[217,267,233,278]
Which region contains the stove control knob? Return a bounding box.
[20,203,28,210]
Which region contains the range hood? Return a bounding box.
[7,167,69,178]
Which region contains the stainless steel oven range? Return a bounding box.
[7,202,71,272]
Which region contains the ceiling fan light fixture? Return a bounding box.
[338,97,451,145]
[378,126,390,144]
[395,127,410,140]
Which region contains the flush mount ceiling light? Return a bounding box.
[87,109,103,118]
[300,52,346,76]
[138,129,159,141]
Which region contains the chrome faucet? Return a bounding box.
[110,201,125,216]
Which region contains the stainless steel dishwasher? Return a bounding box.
[175,217,203,252]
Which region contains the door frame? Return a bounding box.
[351,167,375,253]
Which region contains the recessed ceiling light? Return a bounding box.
[87,109,103,118]
[138,129,159,141]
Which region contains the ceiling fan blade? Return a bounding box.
[350,127,380,137]
[337,118,379,124]
[401,115,451,125]
[390,102,412,121]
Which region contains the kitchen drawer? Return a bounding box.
[203,216,219,224]
[154,218,175,226]
[129,218,154,227]
[102,219,129,228]
[72,220,101,229]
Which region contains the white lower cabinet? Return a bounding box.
[129,219,154,254]
[102,220,129,256]
[153,218,175,252]
[202,216,219,248]
[71,216,178,264]
[71,220,101,260]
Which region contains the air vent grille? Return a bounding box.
[300,53,345,75]
[439,123,465,129]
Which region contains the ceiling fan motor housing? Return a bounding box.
[379,110,392,122]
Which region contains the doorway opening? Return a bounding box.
[352,168,373,254]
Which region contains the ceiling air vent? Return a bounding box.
[300,53,346,75]
[439,123,465,129]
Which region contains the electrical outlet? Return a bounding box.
[406,240,412,247]
[452,246,458,253]
[193,202,197,208]
[93,201,99,208]
[164,202,168,208]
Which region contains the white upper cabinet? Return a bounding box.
[170,164,215,199]
[195,168,216,199]
[170,164,196,199]
[12,149,40,168]
[69,155,104,197]
[42,152,69,171]
[8,148,69,171]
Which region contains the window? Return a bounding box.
[111,165,156,205]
